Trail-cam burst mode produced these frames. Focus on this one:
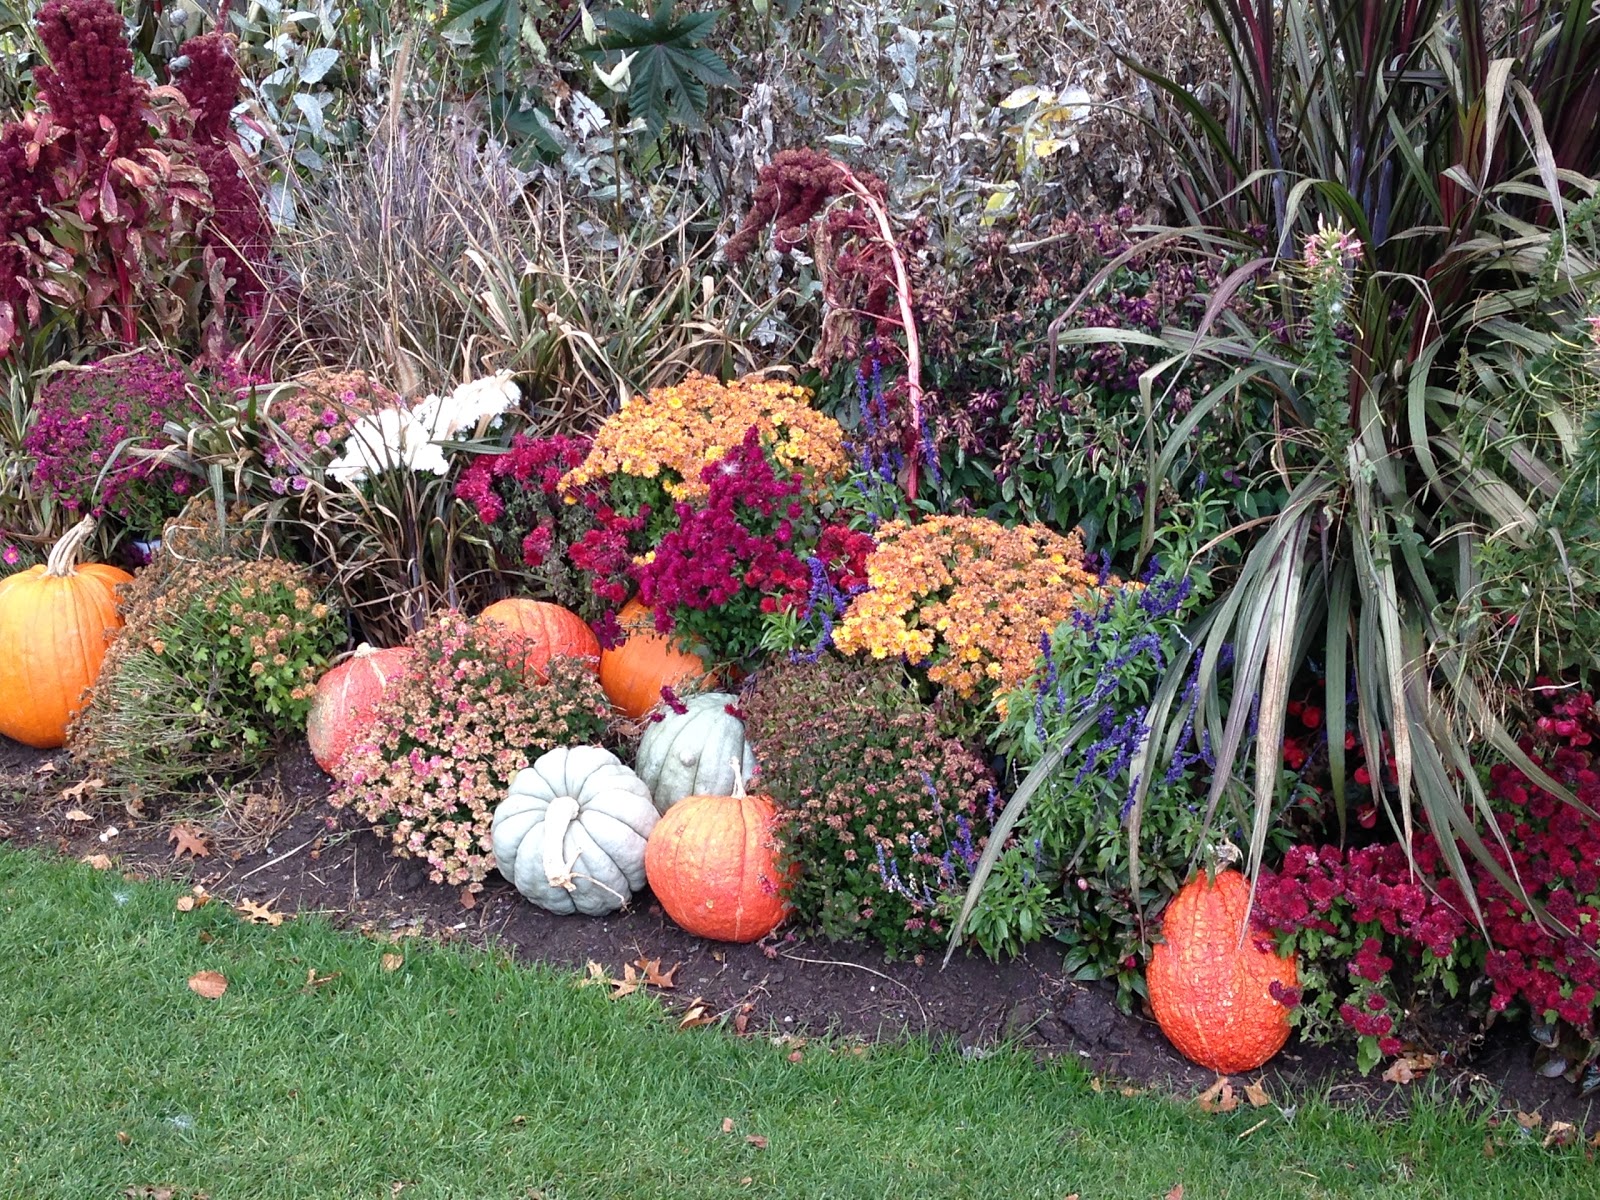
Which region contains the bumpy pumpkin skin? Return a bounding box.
[599,598,710,720]
[480,598,600,679]
[491,746,659,917]
[635,692,756,813]
[645,788,789,942]
[306,644,414,773]
[0,521,131,749]
[1147,869,1299,1073]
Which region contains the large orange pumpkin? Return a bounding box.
[598,598,710,719]
[480,598,599,679]
[0,518,133,749]
[1146,869,1299,1073]
[645,762,790,942]
[306,643,414,773]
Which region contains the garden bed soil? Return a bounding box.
[2,733,1593,1134]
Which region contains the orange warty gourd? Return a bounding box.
[305,643,414,773]
[1146,868,1299,1073]
[598,598,710,719]
[0,518,133,749]
[479,598,599,679]
[645,762,790,943]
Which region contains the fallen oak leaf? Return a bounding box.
[175,886,212,913]
[721,1118,735,1134]
[303,968,341,992]
[1196,1078,1238,1114]
[745,1135,769,1150]
[33,760,58,777]
[1381,1054,1438,1085]
[187,970,228,999]
[1166,1186,1184,1200]
[609,963,640,999]
[1543,1121,1577,1149]
[235,898,286,926]
[580,960,609,987]
[1243,1079,1271,1108]
[1514,1110,1543,1131]
[64,808,94,823]
[381,953,404,973]
[678,999,714,1028]
[635,957,679,989]
[61,777,103,803]
[168,825,211,860]
[80,853,113,870]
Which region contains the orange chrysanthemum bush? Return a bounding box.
[558,373,857,662]
[562,372,848,505]
[330,610,611,889]
[831,516,1124,701]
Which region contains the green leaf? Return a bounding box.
[593,0,736,132]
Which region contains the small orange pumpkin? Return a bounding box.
[306,643,414,773]
[1146,868,1299,1073]
[0,518,133,749]
[598,598,710,719]
[480,598,599,680]
[645,760,790,942]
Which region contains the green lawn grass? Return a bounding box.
[0,846,1594,1200]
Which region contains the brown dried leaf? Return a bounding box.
[1243,1079,1271,1108]
[1196,1078,1238,1114]
[381,953,404,973]
[635,957,679,989]
[61,777,104,803]
[459,888,477,910]
[235,898,285,926]
[733,1004,753,1036]
[1514,1110,1543,1131]
[678,999,714,1028]
[745,1135,769,1150]
[303,968,340,991]
[80,853,113,870]
[1543,1121,1577,1149]
[721,1118,735,1134]
[115,1130,131,1146]
[187,970,228,999]
[609,963,640,1000]
[175,886,212,913]
[33,760,58,777]
[1166,1186,1184,1200]
[64,808,94,823]
[1381,1054,1437,1085]
[168,824,211,860]
[580,960,609,987]
[786,1049,804,1064]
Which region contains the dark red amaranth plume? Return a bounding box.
[33,0,150,159]
[726,149,928,498]
[175,32,245,146]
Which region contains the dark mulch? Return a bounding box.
[2,733,1593,1132]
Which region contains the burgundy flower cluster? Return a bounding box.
[34,0,148,159]
[174,33,272,319]
[24,353,210,530]
[0,2,267,356]
[1475,689,1600,1028]
[454,433,604,619]
[1256,687,1600,1069]
[634,426,871,664]
[1254,839,1473,1062]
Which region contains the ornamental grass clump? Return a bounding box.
[742,655,997,956]
[831,516,1119,700]
[331,610,611,890]
[70,533,343,799]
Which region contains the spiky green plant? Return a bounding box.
[951,0,1600,954]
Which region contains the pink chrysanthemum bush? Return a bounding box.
[330,611,611,889]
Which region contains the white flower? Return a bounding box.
[327,408,450,485]
[413,370,521,439]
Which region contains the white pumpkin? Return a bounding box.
[635,691,757,813]
[490,746,659,916]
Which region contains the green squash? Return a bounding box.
[635,691,756,813]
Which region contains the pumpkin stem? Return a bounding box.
[43,517,98,578]
[542,794,582,892]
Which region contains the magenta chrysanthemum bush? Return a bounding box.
[330,611,611,889]
[24,352,215,530]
